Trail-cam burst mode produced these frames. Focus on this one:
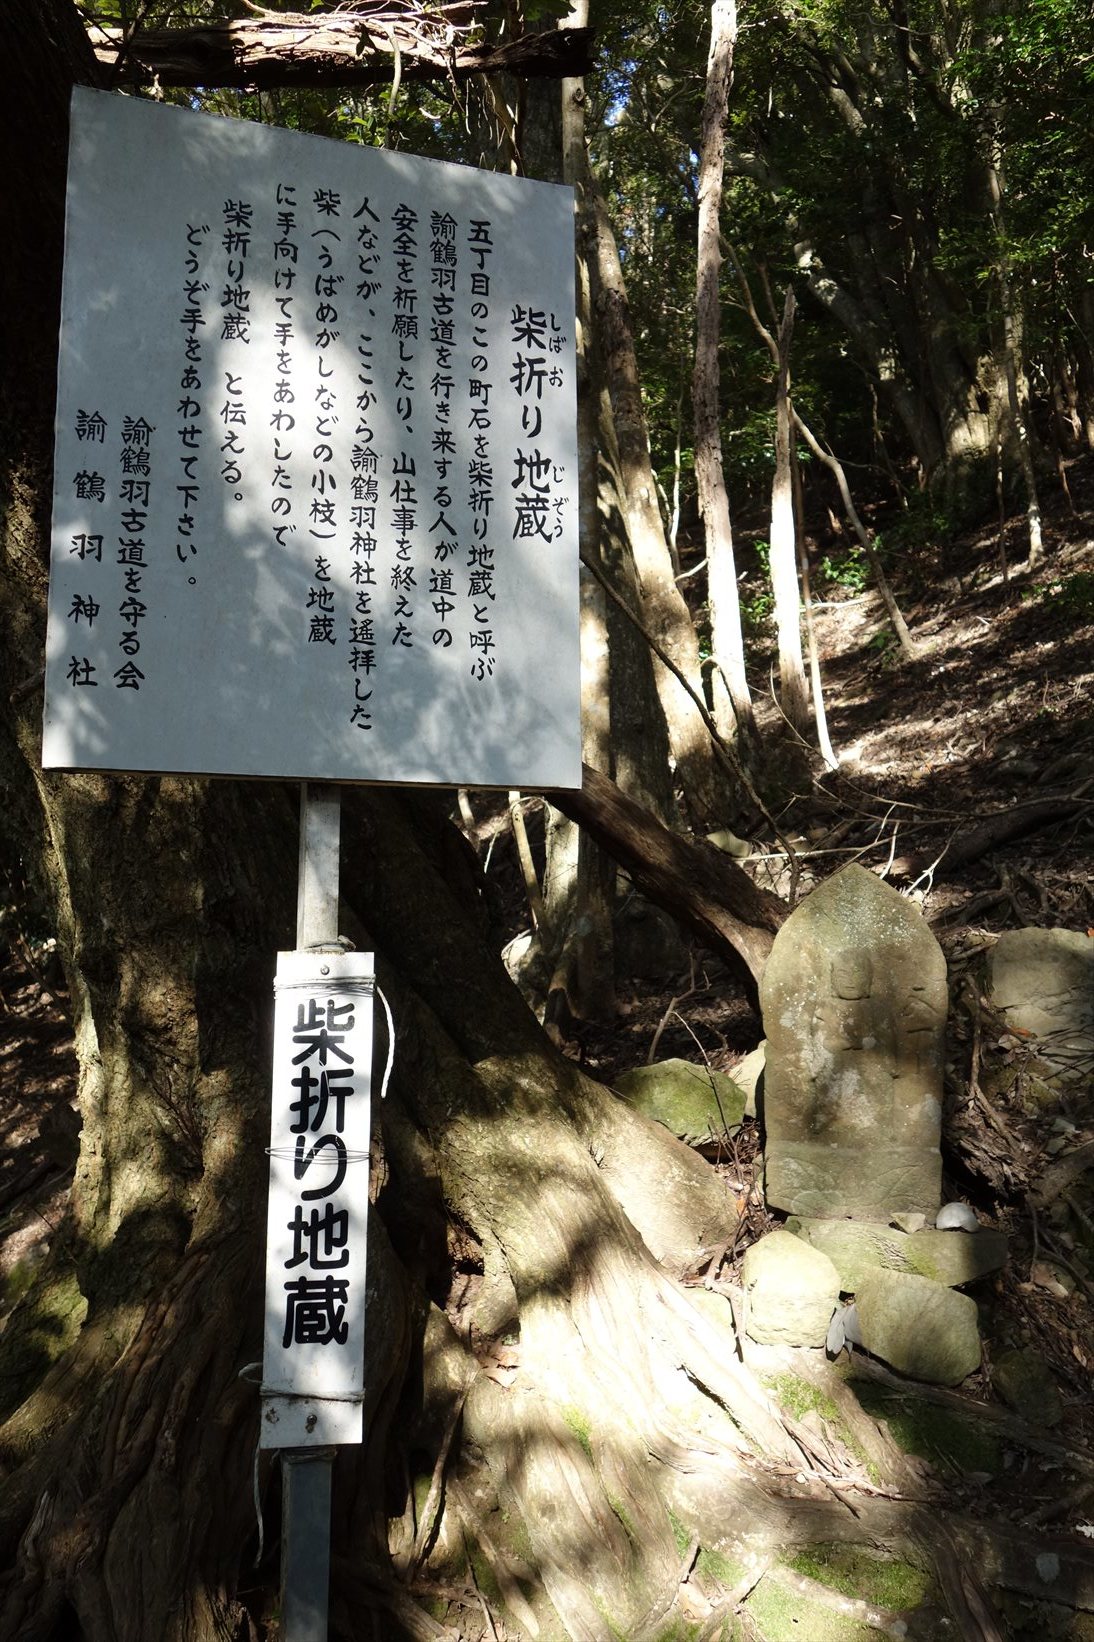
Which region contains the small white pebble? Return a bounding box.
[935,1201,979,1231]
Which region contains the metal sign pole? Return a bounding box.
[281,780,342,1642]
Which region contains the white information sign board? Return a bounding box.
[44,88,580,789]
[262,951,374,1449]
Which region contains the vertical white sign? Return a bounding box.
[261,952,374,1449]
[44,87,580,788]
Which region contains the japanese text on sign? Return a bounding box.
[44,89,579,789]
[261,951,374,1449]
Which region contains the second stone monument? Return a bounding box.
[761,864,946,1219]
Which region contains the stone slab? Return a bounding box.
[793,1217,1008,1291]
[989,928,1094,1091]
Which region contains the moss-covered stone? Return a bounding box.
[991,1347,1063,1427]
[614,1058,747,1145]
[794,1217,1007,1291]
[854,1268,981,1385]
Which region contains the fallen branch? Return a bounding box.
[893,795,1092,880]
[87,13,593,89]
[551,764,788,996]
[1031,1139,1094,1210]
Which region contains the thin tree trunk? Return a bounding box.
[1074,290,1094,449]
[769,289,810,737]
[725,244,920,662]
[793,410,921,661]
[792,441,838,769]
[693,0,755,749]
[551,764,787,994]
[987,141,1043,567]
[597,387,679,828]
[590,173,732,826]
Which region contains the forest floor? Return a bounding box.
[1,467,1093,1631]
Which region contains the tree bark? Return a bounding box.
[987,141,1044,566]
[893,797,1090,882]
[792,440,838,769]
[724,243,919,664]
[590,173,734,828]
[693,0,756,748]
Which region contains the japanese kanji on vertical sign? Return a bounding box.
[44,87,580,791]
[262,951,374,1449]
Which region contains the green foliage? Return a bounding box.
[817,547,870,597]
[696,1546,747,1588]
[867,629,901,669]
[0,1264,87,1426]
[745,1576,876,1641]
[738,541,776,641]
[875,495,956,586]
[668,1508,692,1556]
[767,1372,839,1425]
[1039,569,1094,617]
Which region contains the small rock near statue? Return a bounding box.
[991,1347,1064,1427]
[795,1216,1007,1291]
[741,1229,841,1348]
[854,1269,982,1386]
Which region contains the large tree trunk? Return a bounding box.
[0,34,302,1639]
[524,6,616,1025]
[589,173,734,828]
